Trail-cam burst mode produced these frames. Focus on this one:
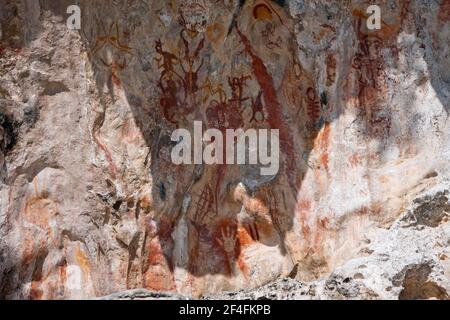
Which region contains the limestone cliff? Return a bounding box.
[0,0,449,299]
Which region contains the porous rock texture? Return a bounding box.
[0,0,449,299]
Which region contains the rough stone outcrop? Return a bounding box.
[0,0,449,299]
[99,288,189,300]
[208,188,450,299]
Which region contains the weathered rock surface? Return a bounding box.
[99,288,189,300]
[208,188,450,299]
[0,0,449,299]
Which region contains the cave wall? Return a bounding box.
[0,0,449,299]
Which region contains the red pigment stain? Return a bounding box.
[144,238,175,291]
[0,46,22,57]
[59,261,67,296]
[112,74,121,87]
[213,219,239,255]
[306,87,321,124]
[355,206,371,216]
[311,215,331,254]
[236,26,299,194]
[143,217,175,291]
[29,281,43,300]
[237,225,255,248]
[439,0,450,22]
[157,216,174,238]
[349,153,362,167]
[297,199,312,240]
[213,219,242,275]
[317,123,331,172]
[236,226,250,277]
[94,136,118,179]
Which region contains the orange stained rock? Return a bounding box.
[257,219,276,240]
[139,195,152,213]
[314,123,331,172]
[315,121,331,149]
[143,226,175,291]
[23,198,53,229]
[206,23,225,44]
[227,225,249,277]
[25,236,49,299]
[75,245,91,283]
[253,4,273,21]
[58,262,67,291]
[29,281,43,300]
[144,266,175,291]
[351,8,403,41]
[147,238,167,266]
[22,176,59,230]
[237,225,255,248]
[20,236,44,279]
[320,152,329,172]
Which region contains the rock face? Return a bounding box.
[0,0,449,299]
[209,188,450,299]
